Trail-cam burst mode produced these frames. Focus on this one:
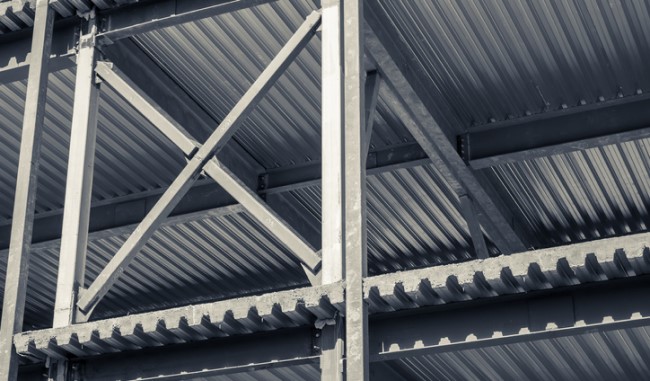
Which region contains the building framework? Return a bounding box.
[0,0,649,380]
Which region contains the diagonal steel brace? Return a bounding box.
[77,10,323,315]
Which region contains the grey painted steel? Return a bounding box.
[0,0,53,379]
[458,195,489,260]
[343,1,368,379]
[364,232,650,313]
[320,0,344,286]
[0,143,426,253]
[262,142,428,192]
[76,9,323,316]
[368,1,650,135]
[53,17,99,328]
[468,95,650,169]
[0,180,239,250]
[18,306,650,380]
[203,161,321,271]
[1,101,639,252]
[363,71,381,161]
[364,14,526,255]
[0,0,276,82]
[96,0,278,44]
[16,282,345,360]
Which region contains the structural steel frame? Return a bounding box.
[0,1,649,380]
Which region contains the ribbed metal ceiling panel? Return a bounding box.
[0,71,72,219]
[483,139,650,247]
[133,0,415,169]
[371,0,650,130]
[134,0,321,169]
[0,68,186,221]
[280,163,498,276]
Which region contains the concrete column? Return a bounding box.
[0,0,54,379]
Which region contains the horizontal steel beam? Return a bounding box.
[468,94,650,169]
[0,0,276,82]
[0,141,427,250]
[0,21,76,85]
[1,103,649,250]
[96,0,277,44]
[261,141,429,194]
[0,180,236,250]
[83,328,318,380]
[371,275,650,361]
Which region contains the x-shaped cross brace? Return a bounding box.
[77,10,323,316]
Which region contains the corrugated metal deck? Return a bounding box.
[370,0,650,130]
[0,68,187,219]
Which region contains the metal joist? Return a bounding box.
[17,284,650,379]
[364,232,650,314]
[467,95,650,169]
[95,0,278,45]
[372,277,650,362]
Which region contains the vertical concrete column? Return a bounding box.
[53,14,100,329]
[342,0,368,380]
[0,0,54,379]
[320,0,345,380]
[320,0,367,379]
